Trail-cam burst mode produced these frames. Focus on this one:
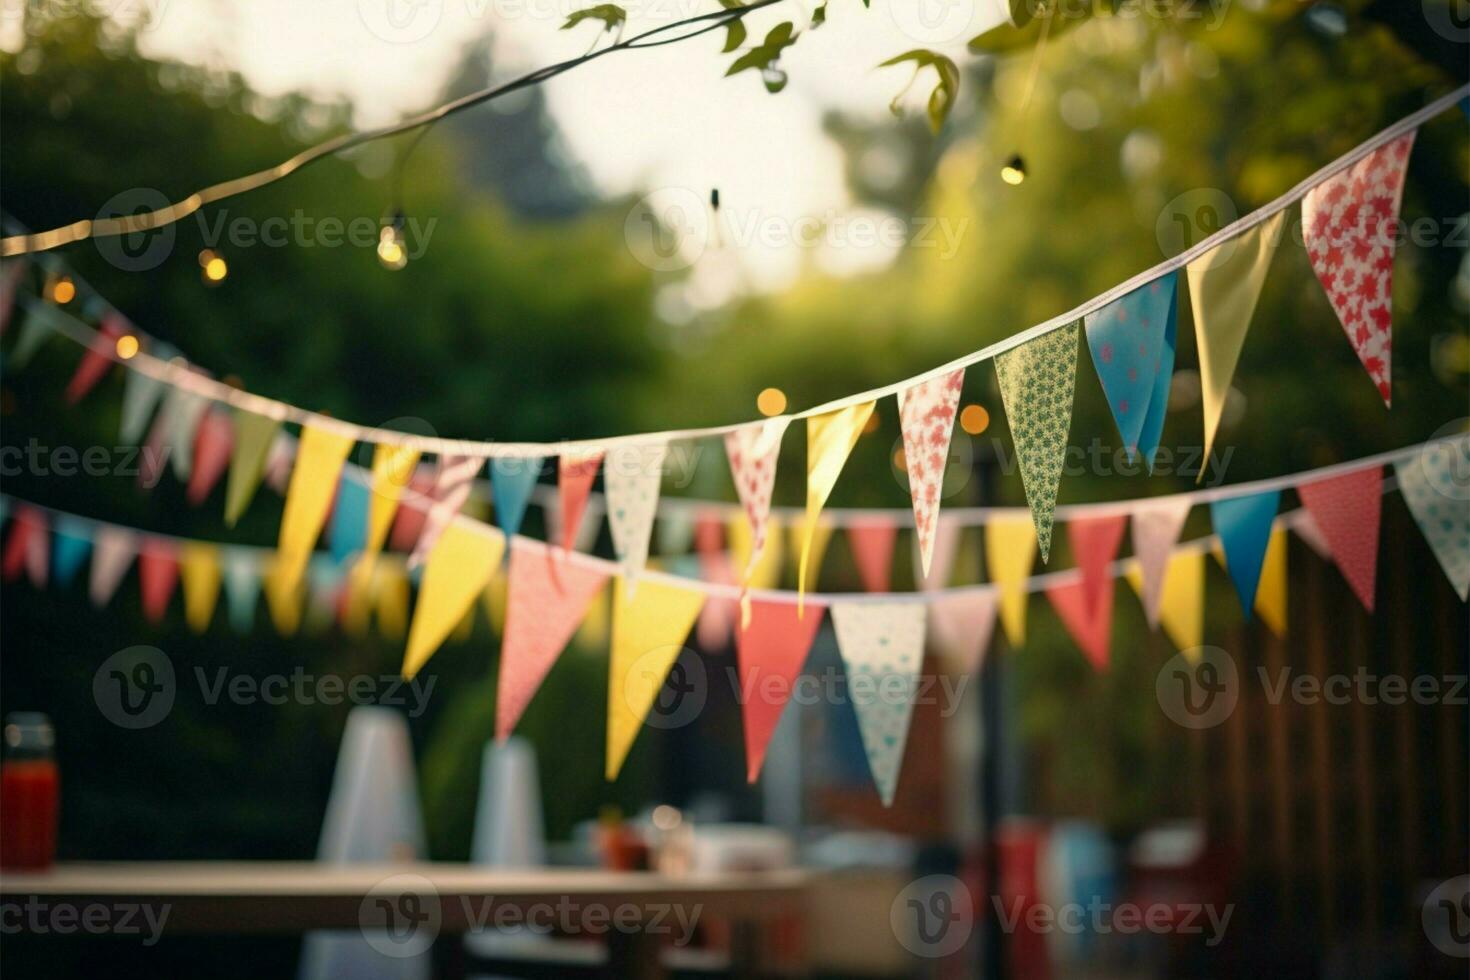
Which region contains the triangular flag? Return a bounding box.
[1084,272,1178,468]
[138,540,180,624]
[1068,514,1128,618]
[1126,550,1204,651]
[375,561,410,640]
[263,433,295,494]
[362,443,421,564]
[496,542,609,741]
[186,409,234,506]
[897,369,964,576]
[1302,131,1415,406]
[402,520,505,679]
[222,548,261,632]
[656,508,694,556]
[847,517,897,593]
[830,601,927,806]
[606,576,705,780]
[180,543,222,633]
[928,589,998,673]
[605,442,668,590]
[986,516,1035,645]
[799,402,875,609]
[1045,574,1115,671]
[7,303,57,371]
[409,453,484,567]
[118,351,172,445]
[388,473,433,554]
[329,471,371,564]
[1293,510,1333,558]
[994,322,1079,561]
[1296,466,1382,612]
[491,457,543,542]
[1255,528,1288,635]
[224,410,282,526]
[1130,497,1192,628]
[736,597,826,782]
[137,402,170,490]
[914,516,960,591]
[64,313,125,404]
[262,554,306,636]
[162,386,209,483]
[51,517,92,588]
[1210,489,1281,617]
[788,517,834,590]
[730,511,784,590]
[1395,437,1469,600]
[3,507,46,586]
[89,527,136,607]
[1188,210,1286,475]
[725,417,790,583]
[558,450,603,552]
[276,424,355,594]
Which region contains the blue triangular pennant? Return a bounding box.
[328,471,371,564]
[1084,271,1178,469]
[1210,489,1280,618]
[490,457,543,542]
[52,517,93,587]
[222,548,261,633]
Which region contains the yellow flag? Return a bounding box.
[483,574,508,634]
[1127,550,1204,653]
[576,586,611,650]
[402,520,504,679]
[263,554,306,637]
[731,513,783,590]
[374,561,409,641]
[341,561,373,637]
[276,425,355,594]
[179,543,221,634]
[364,443,421,565]
[606,576,705,780]
[1254,527,1287,636]
[1187,211,1285,478]
[787,518,833,588]
[986,517,1036,646]
[799,402,875,610]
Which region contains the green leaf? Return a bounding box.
[722,18,747,52]
[811,2,827,27]
[561,3,626,31]
[878,50,960,134]
[724,20,799,83]
[968,0,1120,54]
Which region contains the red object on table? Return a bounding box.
[0,714,59,871]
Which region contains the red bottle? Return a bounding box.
[0,713,59,870]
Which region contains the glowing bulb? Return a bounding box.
[756,387,787,416]
[115,334,140,360]
[892,448,907,472]
[49,275,76,304]
[1000,154,1027,185]
[959,404,990,435]
[198,249,227,284]
[378,215,408,271]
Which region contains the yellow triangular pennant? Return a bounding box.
[606,576,706,780]
[1127,550,1204,653]
[799,402,875,611]
[402,520,504,679]
[730,512,784,590]
[276,425,355,594]
[262,554,306,637]
[179,543,221,634]
[787,517,833,588]
[1254,527,1287,636]
[374,561,409,641]
[986,517,1036,646]
[364,443,421,566]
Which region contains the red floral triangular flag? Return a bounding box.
[1296,466,1382,612]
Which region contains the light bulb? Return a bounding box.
[377,216,408,271]
[1001,154,1027,185]
[198,249,227,284]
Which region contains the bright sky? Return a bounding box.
[76,0,1010,293]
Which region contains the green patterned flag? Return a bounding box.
[994,321,1079,562]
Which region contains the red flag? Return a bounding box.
[2,507,48,587]
[1046,574,1115,672]
[64,313,127,405]
[186,409,235,505]
[736,598,826,782]
[1296,466,1382,612]
[846,517,897,593]
[138,540,180,623]
[387,472,434,553]
[558,451,603,552]
[1068,514,1127,618]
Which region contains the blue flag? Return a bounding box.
[1084,271,1178,470]
[490,457,544,542]
[52,518,93,587]
[222,549,261,633]
[1210,489,1280,618]
[329,472,371,564]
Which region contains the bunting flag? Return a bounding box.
[276,424,355,594]
[118,348,173,445]
[222,548,261,632]
[224,410,283,526]
[263,434,295,494]
[1045,573,1115,671]
[491,457,544,542]
[605,576,705,780]
[328,471,371,564]
[179,543,222,633]
[1126,550,1204,651]
[137,540,180,624]
[898,369,964,576]
[161,387,208,483]
[362,443,421,563]
[830,601,927,807]
[409,453,484,567]
[1395,437,1469,599]
[928,589,998,673]
[800,402,875,610]
[1188,210,1286,474]
[558,450,603,552]
[736,597,826,782]
[496,543,610,741]
[63,313,124,404]
[1293,509,1333,558]
[994,322,1079,562]
[729,510,783,590]
[986,516,1035,645]
[89,526,136,607]
[604,442,667,590]
[1210,489,1281,617]
[137,403,170,490]
[402,521,505,680]
[1130,498,1193,628]
[656,509,694,556]
[2,507,46,586]
[914,516,960,591]
[1296,466,1382,612]
[1302,131,1415,405]
[374,562,410,640]
[847,517,897,593]
[1068,514,1128,619]
[1084,272,1178,468]
[186,409,234,506]
[789,517,834,592]
[724,417,789,584]
[262,554,305,636]
[51,517,92,587]
[693,514,737,647]
[1255,527,1288,635]
[6,303,55,371]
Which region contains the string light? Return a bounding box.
[1000,154,1027,185]
[114,334,140,360]
[377,212,408,271]
[46,274,75,304]
[960,403,990,434]
[198,249,228,285]
[756,386,786,416]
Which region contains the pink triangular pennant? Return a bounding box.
[1302,131,1415,406]
[694,511,737,647]
[736,598,826,782]
[89,527,136,607]
[2,507,48,588]
[186,409,234,506]
[1296,465,1382,612]
[1045,574,1115,671]
[929,589,999,673]
[388,471,434,553]
[1069,513,1128,618]
[409,453,482,567]
[558,450,603,552]
[724,418,789,583]
[847,517,897,593]
[64,313,126,405]
[897,368,964,577]
[138,540,180,623]
[914,516,960,591]
[1130,497,1192,628]
[496,542,609,741]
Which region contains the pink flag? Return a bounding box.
[2,507,47,587]
[388,471,434,553]
[929,589,999,673]
[737,598,826,782]
[847,517,897,593]
[186,409,234,506]
[1069,513,1128,618]
[138,540,180,623]
[1302,131,1415,406]
[1296,465,1382,612]
[1046,574,1115,671]
[496,542,609,741]
[898,369,964,577]
[914,516,960,591]
[724,418,789,582]
[89,527,136,607]
[1130,497,1191,628]
[558,450,603,552]
[694,511,737,647]
[409,453,483,567]
[65,313,126,405]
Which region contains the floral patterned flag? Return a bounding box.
[994,322,1079,562]
[1296,466,1382,612]
[1395,436,1469,600]
[1084,272,1177,469]
[1302,131,1416,406]
[897,369,964,577]
[408,453,483,568]
[605,441,668,591]
[831,600,927,807]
